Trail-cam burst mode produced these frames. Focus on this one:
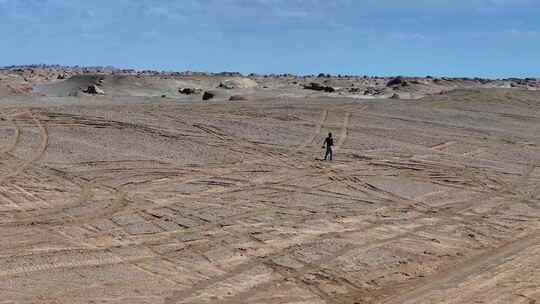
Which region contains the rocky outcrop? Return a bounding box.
[202,91,215,101]
[179,88,202,95]
[363,87,386,96]
[229,95,247,101]
[218,78,258,89]
[387,77,408,87]
[84,84,105,95]
[303,82,335,93]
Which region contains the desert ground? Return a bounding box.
[1,68,540,303]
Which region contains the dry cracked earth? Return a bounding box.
[1,83,540,304]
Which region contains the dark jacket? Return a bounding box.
[324,137,334,148]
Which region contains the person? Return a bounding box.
[322,132,334,161]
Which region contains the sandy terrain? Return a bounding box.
[1,70,540,303]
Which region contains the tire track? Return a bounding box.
[0,249,154,278]
[342,108,530,168]
[154,158,534,298]
[164,158,538,303]
[78,109,329,200]
[293,109,328,153]
[212,201,525,304]
[381,230,540,304]
[0,116,21,156]
[162,203,467,303]
[431,141,457,151]
[0,113,49,185]
[364,161,540,303]
[2,99,534,303]
[1,224,179,288]
[178,220,442,304]
[334,105,367,153]
[335,112,350,151]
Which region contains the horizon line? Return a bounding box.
[1,63,538,80]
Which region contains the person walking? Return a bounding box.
[323,132,334,161]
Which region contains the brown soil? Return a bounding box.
[0,72,539,304]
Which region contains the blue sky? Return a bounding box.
[1,0,539,77]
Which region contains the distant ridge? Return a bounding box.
[0,64,538,81]
[0,64,242,77]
